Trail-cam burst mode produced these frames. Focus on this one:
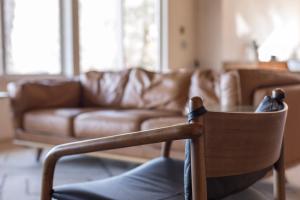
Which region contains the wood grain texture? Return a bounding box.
[274,141,286,200]
[40,100,288,200]
[203,104,287,177]
[189,97,207,200]
[40,123,202,200]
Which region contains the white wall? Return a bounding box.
[197,0,222,69]
[168,0,198,69]
[196,0,300,69]
[222,0,300,62]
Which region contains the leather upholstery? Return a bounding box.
[53,158,270,200]
[24,108,99,137]
[53,158,185,200]
[74,109,180,138]
[7,80,81,128]
[219,70,241,107]
[80,70,130,107]
[188,69,220,107]
[121,68,191,112]
[141,117,186,130]
[235,69,300,105]
[7,68,300,167]
[141,117,186,151]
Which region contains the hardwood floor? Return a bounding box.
[0,142,300,200]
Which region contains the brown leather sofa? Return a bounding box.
[7,68,300,166]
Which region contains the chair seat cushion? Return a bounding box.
[23,108,99,137]
[53,158,270,200]
[53,158,184,200]
[74,109,180,138]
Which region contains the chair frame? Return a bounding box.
[41,98,287,200]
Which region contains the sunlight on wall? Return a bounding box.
[258,10,300,61]
[223,0,300,62]
[235,13,250,38]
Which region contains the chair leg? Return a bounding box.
[189,97,207,200]
[36,148,43,162]
[161,141,172,157]
[273,145,285,200]
[191,136,207,200]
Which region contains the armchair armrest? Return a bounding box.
[7,79,81,128]
[41,123,202,200]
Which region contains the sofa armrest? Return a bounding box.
[253,84,300,166]
[7,79,81,128]
[253,84,300,106]
[229,69,300,105]
[41,123,202,200]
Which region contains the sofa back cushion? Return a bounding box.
[121,68,191,112]
[219,70,242,107]
[8,80,81,114]
[188,69,220,107]
[80,70,130,107]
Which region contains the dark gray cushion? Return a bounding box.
[53,157,270,200]
[53,158,184,200]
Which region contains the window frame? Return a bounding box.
[0,0,167,77]
[0,0,7,75]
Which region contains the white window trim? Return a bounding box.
[0,0,6,75]
[60,0,82,77]
[159,0,169,72]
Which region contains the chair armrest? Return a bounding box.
[7,79,81,129]
[41,123,202,200]
[46,123,201,158]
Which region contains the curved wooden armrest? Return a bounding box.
[41,123,202,200]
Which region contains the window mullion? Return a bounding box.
[60,0,80,77]
[72,0,80,75]
[160,0,169,72]
[0,0,6,75]
[118,0,125,69]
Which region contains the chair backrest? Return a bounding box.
[203,103,288,177]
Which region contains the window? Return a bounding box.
[79,0,122,72]
[0,0,161,75]
[2,0,61,74]
[79,0,160,72]
[123,0,159,71]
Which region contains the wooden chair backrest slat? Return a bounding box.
[204,104,288,177]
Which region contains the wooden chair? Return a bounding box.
[41,97,288,200]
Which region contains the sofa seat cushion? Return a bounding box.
[141,117,186,151]
[24,108,99,137]
[74,109,180,138]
